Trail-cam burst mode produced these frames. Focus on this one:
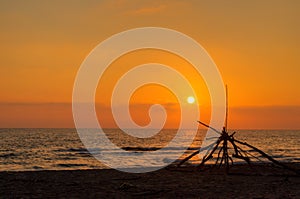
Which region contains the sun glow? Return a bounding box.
[187,96,195,104]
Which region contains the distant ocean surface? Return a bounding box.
[0,129,299,171]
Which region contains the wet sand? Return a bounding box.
[1,163,299,198]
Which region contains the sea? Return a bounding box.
[0,129,299,171]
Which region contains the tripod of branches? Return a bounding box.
[178,86,299,175]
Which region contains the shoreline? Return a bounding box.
[1,163,299,198]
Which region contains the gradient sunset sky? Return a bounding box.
[0,1,299,129]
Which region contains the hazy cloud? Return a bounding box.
[125,4,167,16]
[0,103,299,129]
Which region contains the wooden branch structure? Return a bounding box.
[178,86,299,175]
[178,122,299,175]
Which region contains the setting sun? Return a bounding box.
[187,96,195,104]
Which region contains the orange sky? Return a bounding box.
[0,1,299,129]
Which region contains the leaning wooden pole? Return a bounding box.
[178,150,200,167]
[225,85,228,131]
[233,138,300,175]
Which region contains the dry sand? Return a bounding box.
[1,163,299,198]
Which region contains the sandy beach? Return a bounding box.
[1,163,299,198]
